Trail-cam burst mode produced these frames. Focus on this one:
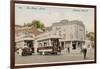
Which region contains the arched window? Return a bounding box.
[44,42,47,47]
[59,31,61,36]
[39,43,42,47]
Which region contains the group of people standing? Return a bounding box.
[66,43,87,59]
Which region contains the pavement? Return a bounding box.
[15,48,95,65]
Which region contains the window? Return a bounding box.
[80,28,83,31]
[72,42,76,50]
[39,43,42,47]
[63,33,66,39]
[59,31,62,36]
[70,33,73,39]
[56,27,61,30]
[44,42,47,46]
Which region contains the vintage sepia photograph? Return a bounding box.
[11,1,96,68]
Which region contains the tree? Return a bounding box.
[32,20,40,28]
[32,20,46,31]
[86,32,95,48]
[86,32,94,41]
[24,20,46,31]
[39,23,46,31]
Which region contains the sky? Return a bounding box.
[15,4,95,32]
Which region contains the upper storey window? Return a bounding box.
[56,27,61,30]
[59,31,62,36]
[80,28,83,31]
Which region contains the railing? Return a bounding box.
[37,46,61,52]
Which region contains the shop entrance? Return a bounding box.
[72,42,76,50]
[24,40,34,52]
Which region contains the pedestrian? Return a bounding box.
[82,43,87,59]
[67,47,70,54]
[66,44,70,54]
[18,48,22,56]
[80,44,83,53]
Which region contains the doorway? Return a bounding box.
[24,40,34,52]
[72,42,76,50]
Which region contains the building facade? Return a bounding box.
[35,19,85,54]
[15,25,41,53]
[15,19,86,55]
[52,19,85,53]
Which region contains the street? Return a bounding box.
[15,48,94,65]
